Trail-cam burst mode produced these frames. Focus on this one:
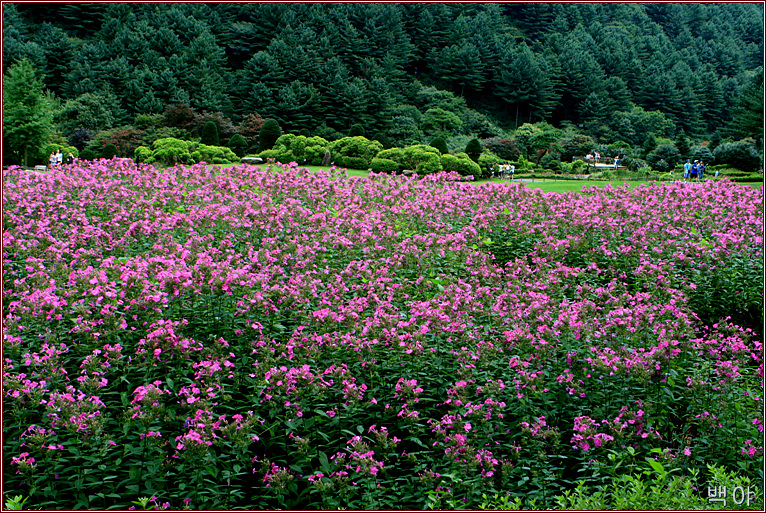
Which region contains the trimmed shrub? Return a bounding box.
[441,152,481,179]
[201,121,220,146]
[329,136,383,169]
[369,157,400,174]
[150,138,196,166]
[191,144,239,164]
[79,148,98,160]
[713,140,762,172]
[258,148,295,164]
[134,146,152,163]
[430,136,449,155]
[227,134,248,157]
[258,118,282,152]
[465,138,482,162]
[402,144,442,174]
[102,143,118,159]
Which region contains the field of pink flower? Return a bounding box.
[2,159,763,510]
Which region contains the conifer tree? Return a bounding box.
[3,58,54,166]
[258,118,282,152]
[201,121,220,146]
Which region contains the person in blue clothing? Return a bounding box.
[690,160,699,181]
[683,159,691,181]
[698,160,706,182]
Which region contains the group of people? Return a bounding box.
[683,159,707,182]
[492,162,516,179]
[48,150,74,168]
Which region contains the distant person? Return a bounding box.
[510,164,515,180]
[683,159,691,181]
[49,152,56,168]
[66,153,74,165]
[690,160,699,182]
[698,161,706,181]
[613,156,620,169]
[498,163,505,180]
[594,151,600,164]
[55,150,63,166]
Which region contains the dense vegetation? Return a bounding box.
[2,2,763,167]
[2,161,763,510]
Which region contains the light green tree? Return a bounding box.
[3,59,55,166]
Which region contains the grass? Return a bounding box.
[226,162,762,191]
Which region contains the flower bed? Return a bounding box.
[2,160,763,509]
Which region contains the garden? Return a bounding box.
[2,158,763,510]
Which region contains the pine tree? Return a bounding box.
[729,69,763,143]
[3,59,55,166]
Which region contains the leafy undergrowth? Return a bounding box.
[2,159,763,510]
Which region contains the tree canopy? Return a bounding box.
[2,2,763,165]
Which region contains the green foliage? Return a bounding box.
[369,157,400,174]
[2,58,54,166]
[4,495,29,511]
[227,134,248,158]
[348,124,365,137]
[149,137,196,166]
[191,144,239,164]
[689,145,715,164]
[402,144,442,174]
[42,143,78,159]
[329,136,383,169]
[464,138,482,162]
[258,118,282,152]
[713,140,763,173]
[441,152,481,178]
[558,134,596,162]
[482,137,521,161]
[101,143,118,159]
[200,121,220,146]
[420,107,462,136]
[646,143,681,172]
[429,136,448,155]
[134,145,152,163]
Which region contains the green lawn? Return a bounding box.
[233,163,761,191]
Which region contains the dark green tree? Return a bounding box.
[729,69,763,143]
[465,138,482,162]
[227,134,248,157]
[201,121,220,146]
[101,143,118,159]
[430,136,449,154]
[258,118,282,152]
[348,124,365,137]
[3,59,55,166]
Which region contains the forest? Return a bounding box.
[2,2,763,164]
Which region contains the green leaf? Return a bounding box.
[646,458,665,474]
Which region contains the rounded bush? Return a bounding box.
[102,143,118,159]
[441,153,480,178]
[258,119,282,152]
[227,134,248,157]
[258,148,294,164]
[201,121,220,146]
[370,158,400,174]
[134,146,152,163]
[329,136,383,169]
[465,138,482,162]
[430,136,449,155]
[713,140,762,173]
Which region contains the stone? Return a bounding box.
[241,156,263,165]
[321,150,332,167]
